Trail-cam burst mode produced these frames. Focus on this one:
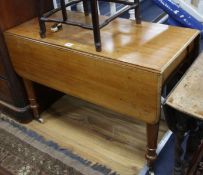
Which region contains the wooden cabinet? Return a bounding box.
[0,0,62,122]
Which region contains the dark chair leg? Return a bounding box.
[83,0,89,16]
[146,122,159,174]
[23,78,42,123]
[38,0,46,38]
[60,0,68,21]
[90,0,102,52]
[135,0,141,24]
[39,20,46,38]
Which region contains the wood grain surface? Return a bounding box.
[166,52,203,120]
[25,95,168,175]
[5,11,199,74]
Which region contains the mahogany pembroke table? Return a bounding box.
[4,11,200,174]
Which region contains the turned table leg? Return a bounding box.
[164,105,190,175]
[23,78,42,122]
[174,115,188,175]
[174,125,185,175]
[183,120,199,170]
[146,122,159,174]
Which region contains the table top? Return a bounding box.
[4,11,199,124]
[5,11,199,77]
[166,52,203,120]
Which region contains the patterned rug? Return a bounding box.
[0,116,117,175]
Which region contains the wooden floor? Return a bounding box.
[25,95,168,175]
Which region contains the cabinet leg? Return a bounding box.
[23,78,41,122]
[146,122,159,174]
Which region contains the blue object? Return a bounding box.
[166,16,184,27]
[153,0,203,37]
